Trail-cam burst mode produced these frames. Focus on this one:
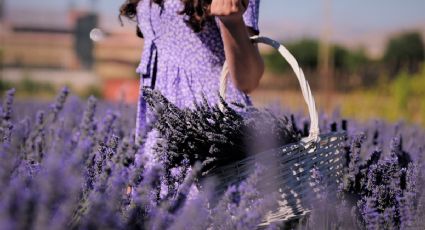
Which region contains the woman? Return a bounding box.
[120,0,264,166]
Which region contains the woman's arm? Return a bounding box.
[211,0,264,94]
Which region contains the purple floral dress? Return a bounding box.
[135,0,260,166]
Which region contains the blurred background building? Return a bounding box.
[0,0,425,125]
[0,0,142,102]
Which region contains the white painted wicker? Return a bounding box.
[214,36,346,224]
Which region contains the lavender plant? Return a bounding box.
[0,88,16,143]
[0,87,424,230]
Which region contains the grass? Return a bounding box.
[250,88,424,127]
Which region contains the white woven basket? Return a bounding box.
[213,36,346,225]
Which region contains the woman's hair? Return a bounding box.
[119,0,212,38]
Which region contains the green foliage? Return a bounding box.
[287,39,320,70]
[263,39,369,75]
[391,64,425,99]
[340,63,425,125]
[387,63,425,121]
[0,78,56,97]
[407,65,425,122]
[263,39,319,74]
[383,32,425,74]
[263,49,287,74]
[409,64,425,96]
[333,45,369,72]
[0,80,13,94]
[392,71,410,111]
[81,85,103,99]
[263,32,425,80]
[20,77,56,95]
[421,99,425,125]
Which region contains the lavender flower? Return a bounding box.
[0,87,423,230]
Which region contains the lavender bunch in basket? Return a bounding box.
[142,88,302,187]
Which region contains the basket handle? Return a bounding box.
[219,35,320,143]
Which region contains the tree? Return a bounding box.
[383,32,425,75]
[263,39,319,74]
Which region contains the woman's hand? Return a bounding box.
[209,0,249,25]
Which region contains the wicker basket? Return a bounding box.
[213,36,346,224]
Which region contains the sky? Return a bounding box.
[4,0,425,55]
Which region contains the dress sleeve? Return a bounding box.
[243,0,260,35]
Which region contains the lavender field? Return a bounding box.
[0,87,424,230]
